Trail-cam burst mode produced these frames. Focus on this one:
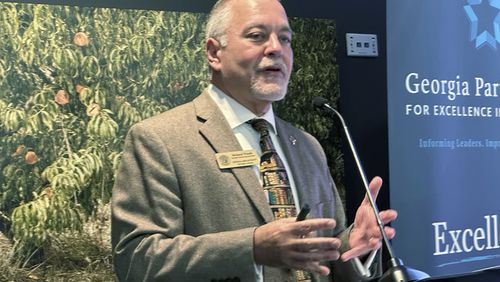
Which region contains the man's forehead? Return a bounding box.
[229,0,288,20]
[228,1,291,32]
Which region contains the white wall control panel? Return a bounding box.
[346,33,378,57]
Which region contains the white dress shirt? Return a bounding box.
[207,84,301,210]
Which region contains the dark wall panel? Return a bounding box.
[335,1,389,222]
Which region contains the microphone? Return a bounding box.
[312,97,430,282]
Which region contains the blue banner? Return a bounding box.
[387,0,500,277]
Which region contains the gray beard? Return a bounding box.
[250,80,288,102]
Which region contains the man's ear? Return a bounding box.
[206,38,222,71]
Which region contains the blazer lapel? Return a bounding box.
[193,91,274,223]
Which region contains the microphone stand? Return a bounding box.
[315,100,430,282]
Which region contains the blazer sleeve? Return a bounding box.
[111,123,258,282]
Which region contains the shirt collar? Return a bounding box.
[207,84,278,134]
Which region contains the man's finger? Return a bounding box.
[367,176,383,200]
[340,242,381,262]
[379,209,398,224]
[384,226,396,240]
[298,263,331,276]
[291,248,341,262]
[291,237,342,252]
[291,218,336,237]
[340,246,367,262]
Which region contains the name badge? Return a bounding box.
[215,150,260,169]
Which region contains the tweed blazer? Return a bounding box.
[111,91,379,282]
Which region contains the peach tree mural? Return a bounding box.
[0,2,340,260]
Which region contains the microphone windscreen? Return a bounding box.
[311,97,329,109]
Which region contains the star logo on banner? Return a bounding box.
[464,0,500,49]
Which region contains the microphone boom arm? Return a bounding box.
[321,103,397,260]
[313,97,430,282]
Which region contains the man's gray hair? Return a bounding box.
[205,0,235,47]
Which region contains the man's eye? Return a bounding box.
[280,36,292,44]
[248,32,265,41]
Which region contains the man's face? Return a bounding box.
[209,0,293,113]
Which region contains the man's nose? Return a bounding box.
[264,34,283,57]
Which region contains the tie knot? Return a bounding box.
[248,119,269,136]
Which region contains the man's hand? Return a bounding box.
[254,218,341,275]
[341,176,398,261]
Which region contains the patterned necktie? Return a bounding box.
[249,119,313,282]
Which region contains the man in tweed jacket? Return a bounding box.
[111,0,398,281]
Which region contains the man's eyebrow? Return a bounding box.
[242,24,293,34]
[281,25,293,34]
